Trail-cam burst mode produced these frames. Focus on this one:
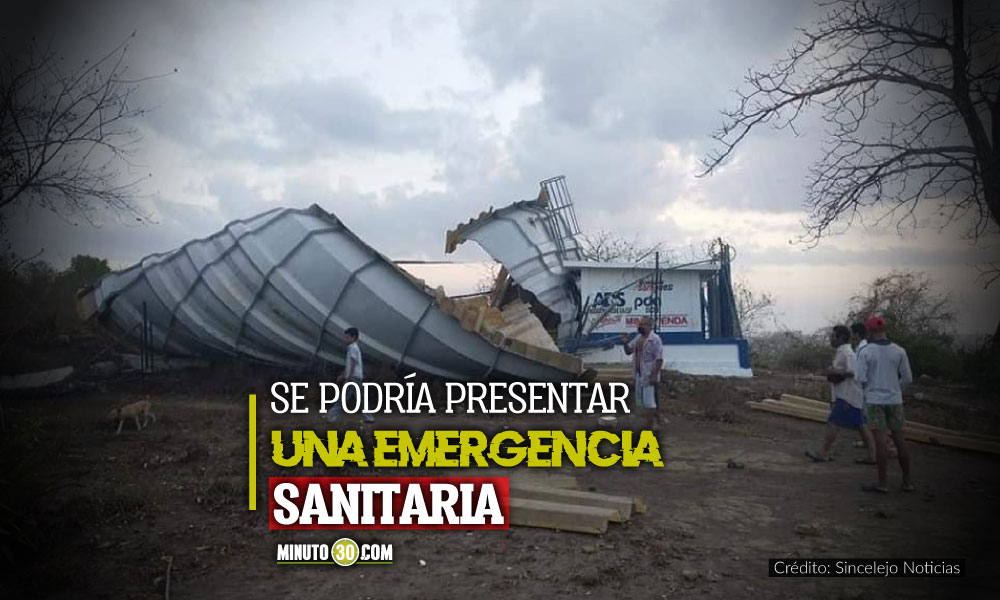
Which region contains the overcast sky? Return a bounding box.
[4,0,999,334]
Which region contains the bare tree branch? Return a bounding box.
[734,278,777,337]
[847,270,956,340]
[975,261,1000,288]
[580,230,671,264]
[702,0,999,250]
[1,33,171,224]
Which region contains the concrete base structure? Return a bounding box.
[578,340,753,378]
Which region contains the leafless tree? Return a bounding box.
[580,229,669,263]
[702,0,998,249]
[1,33,164,223]
[734,278,778,337]
[846,270,956,339]
[474,260,502,294]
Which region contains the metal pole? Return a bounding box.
[141,302,148,377]
[653,252,660,333]
[148,319,154,373]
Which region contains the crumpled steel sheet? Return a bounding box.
[78,204,584,381]
[444,187,582,327]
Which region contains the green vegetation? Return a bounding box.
[844,271,959,380]
[0,254,111,343]
[750,270,998,387]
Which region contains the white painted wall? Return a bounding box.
[579,267,703,334]
[579,343,752,378]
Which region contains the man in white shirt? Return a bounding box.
[855,315,913,494]
[621,316,663,431]
[806,326,876,463]
[851,321,897,457]
[325,326,375,424]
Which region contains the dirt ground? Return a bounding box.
[3,365,1000,600]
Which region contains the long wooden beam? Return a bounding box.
[779,394,1000,444]
[509,484,633,522]
[901,427,1000,454]
[779,393,829,411]
[751,400,1000,455]
[750,400,826,423]
[508,498,615,534]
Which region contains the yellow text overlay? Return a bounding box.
[271,429,663,468]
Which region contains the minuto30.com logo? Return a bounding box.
[276,539,393,566]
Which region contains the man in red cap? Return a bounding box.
[851,321,897,457]
[855,314,914,493]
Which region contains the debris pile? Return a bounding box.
[76,203,586,382]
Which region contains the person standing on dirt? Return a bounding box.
[855,315,914,494]
[621,316,663,431]
[849,321,896,457]
[325,326,375,424]
[806,325,876,464]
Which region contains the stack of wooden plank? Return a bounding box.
[594,366,667,383]
[748,393,1000,456]
[451,469,645,534]
[508,483,646,534]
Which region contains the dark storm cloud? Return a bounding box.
[448,0,832,226]
[501,105,667,209]
[203,170,493,263]
[3,0,997,333]
[459,0,820,140]
[278,180,476,261]
[245,78,450,161]
[205,174,274,220]
[136,79,217,148]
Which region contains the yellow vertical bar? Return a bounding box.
[249,393,256,511]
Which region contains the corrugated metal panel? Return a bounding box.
[444,188,582,326]
[79,204,583,381]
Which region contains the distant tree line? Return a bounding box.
[0,253,110,348]
[750,269,998,387]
